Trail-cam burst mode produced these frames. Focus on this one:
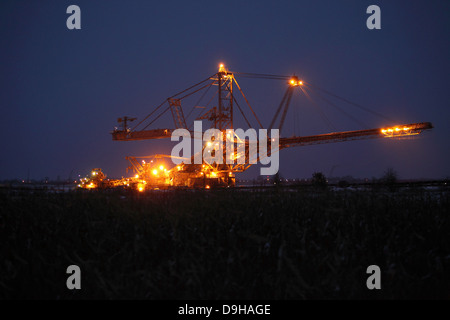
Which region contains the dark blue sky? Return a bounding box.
[1,0,449,181]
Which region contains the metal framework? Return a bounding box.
[104,64,434,190]
[168,98,187,129]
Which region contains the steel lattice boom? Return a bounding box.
[80,64,433,190]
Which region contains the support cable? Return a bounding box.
[233,72,290,80]
[185,81,215,121]
[278,87,294,133]
[224,82,252,128]
[188,88,220,131]
[233,77,263,128]
[305,83,395,124]
[269,87,290,130]
[178,81,215,100]
[141,106,171,130]
[307,87,368,129]
[131,74,214,131]
[300,86,337,132]
[131,99,167,131]
[169,74,216,99]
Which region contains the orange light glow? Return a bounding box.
[381,125,418,137]
[152,169,158,175]
[205,185,210,189]
[159,165,164,171]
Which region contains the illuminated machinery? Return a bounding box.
[111,64,433,190]
[78,168,109,189]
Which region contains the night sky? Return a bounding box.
[1,0,449,181]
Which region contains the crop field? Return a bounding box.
[1,186,449,299]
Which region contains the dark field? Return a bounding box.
[1,187,449,299]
